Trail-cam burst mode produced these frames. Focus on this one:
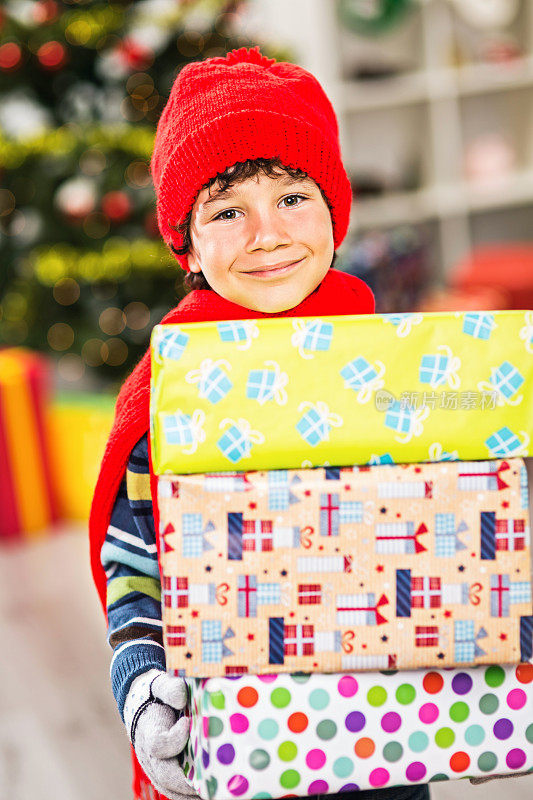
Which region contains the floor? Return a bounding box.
[0,527,531,800]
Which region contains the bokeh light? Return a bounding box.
[83,211,110,238]
[37,41,67,70]
[9,209,26,236]
[47,322,75,351]
[99,306,126,335]
[65,19,93,46]
[124,301,150,330]
[53,278,81,305]
[58,353,85,382]
[0,189,16,217]
[2,291,28,320]
[79,148,106,176]
[102,337,128,366]
[0,42,23,71]
[125,160,151,188]
[176,30,205,57]
[82,337,105,366]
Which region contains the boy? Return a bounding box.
[89,46,429,800]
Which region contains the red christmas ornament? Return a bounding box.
[101,191,132,223]
[117,38,154,71]
[0,42,22,72]
[37,41,67,70]
[33,1,59,24]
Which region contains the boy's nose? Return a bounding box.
[247,209,291,252]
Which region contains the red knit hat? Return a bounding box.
[151,46,353,272]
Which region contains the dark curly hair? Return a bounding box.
[169,157,337,292]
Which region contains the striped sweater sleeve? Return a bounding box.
[101,432,166,721]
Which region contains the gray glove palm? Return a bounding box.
[124,668,197,800]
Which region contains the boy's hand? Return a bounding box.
[124,669,198,800]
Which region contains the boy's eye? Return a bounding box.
[280,193,306,207]
[213,208,241,221]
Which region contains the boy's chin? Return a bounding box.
[240,283,323,314]
[244,295,309,314]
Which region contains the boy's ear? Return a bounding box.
[187,249,202,274]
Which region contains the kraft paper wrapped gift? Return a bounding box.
[159,458,533,677]
[150,310,533,474]
[180,666,533,799]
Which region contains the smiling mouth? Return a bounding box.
[243,258,304,277]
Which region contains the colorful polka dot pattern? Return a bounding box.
[182,665,533,798]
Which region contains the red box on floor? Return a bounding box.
[0,348,59,541]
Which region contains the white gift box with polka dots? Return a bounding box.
[181,665,533,799]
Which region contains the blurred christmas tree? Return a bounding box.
[0,0,286,392]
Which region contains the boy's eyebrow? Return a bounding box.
[201,174,316,209]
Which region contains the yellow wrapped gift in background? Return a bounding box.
[151,310,533,475]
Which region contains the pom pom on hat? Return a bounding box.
[151,46,352,272]
[213,45,276,68]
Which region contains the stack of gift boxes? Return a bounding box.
[150,310,533,798]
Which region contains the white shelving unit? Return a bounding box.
[249,0,533,279]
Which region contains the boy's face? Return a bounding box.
[187,169,334,313]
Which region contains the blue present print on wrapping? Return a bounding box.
[367,453,395,465]
[163,412,194,446]
[297,408,327,446]
[510,581,532,605]
[384,400,429,442]
[490,361,524,400]
[268,471,289,511]
[454,620,487,662]
[419,354,450,387]
[382,312,424,337]
[302,320,333,352]
[435,513,467,558]
[182,513,204,558]
[201,620,234,662]
[341,357,378,390]
[217,425,250,463]
[419,345,460,390]
[247,368,277,402]
[486,426,528,457]
[385,401,412,434]
[453,619,476,664]
[463,313,496,340]
[427,443,459,462]
[340,502,364,523]
[200,366,232,403]
[292,320,333,358]
[217,321,248,343]
[216,419,264,464]
[154,328,189,361]
[257,583,282,605]
[296,402,343,446]
[201,620,222,662]
[162,409,205,454]
[185,359,232,404]
[246,362,288,406]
